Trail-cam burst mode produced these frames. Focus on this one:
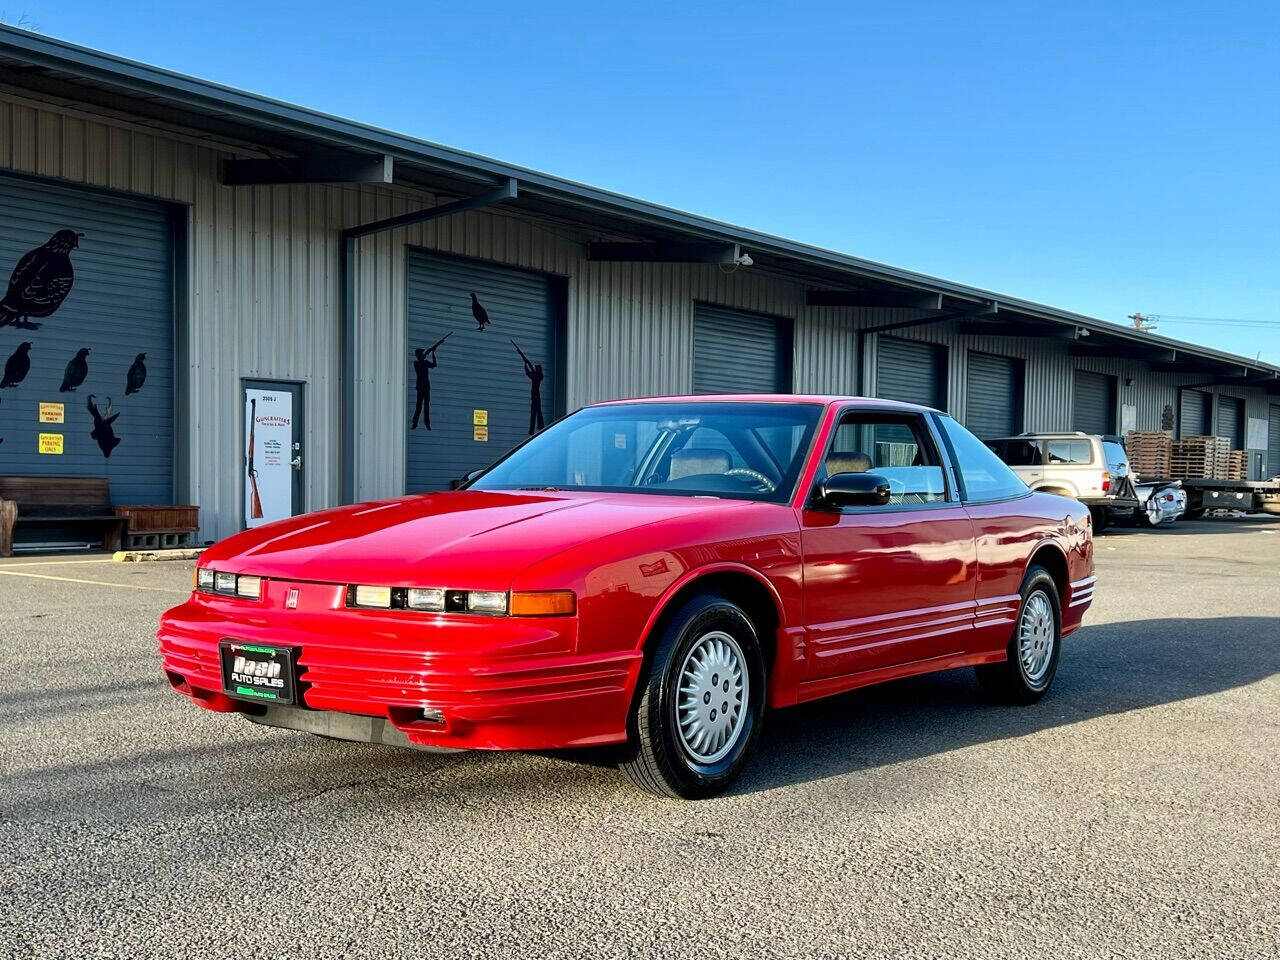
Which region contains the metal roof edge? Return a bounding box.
[1,25,1276,377]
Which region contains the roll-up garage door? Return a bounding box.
[1216,396,1244,448]
[405,251,562,493]
[1179,388,1211,438]
[692,305,791,394]
[1269,405,1280,478]
[0,173,174,506]
[1072,370,1116,435]
[965,352,1023,438]
[876,337,944,408]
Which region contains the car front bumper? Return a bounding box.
[157,581,642,752]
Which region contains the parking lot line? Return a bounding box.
[0,569,189,594]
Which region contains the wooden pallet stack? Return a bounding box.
[1170,435,1231,480]
[1226,450,1249,481]
[1125,430,1173,477]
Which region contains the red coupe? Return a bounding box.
[159,396,1094,798]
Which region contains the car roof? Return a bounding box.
[991,432,1101,441]
[587,394,940,414]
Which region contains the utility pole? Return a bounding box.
[1127,312,1157,332]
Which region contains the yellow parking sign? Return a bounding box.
[38,432,64,454]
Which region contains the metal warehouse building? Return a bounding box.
[0,27,1277,543]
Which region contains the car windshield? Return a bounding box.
[469,401,823,503]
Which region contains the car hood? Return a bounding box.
[199,490,748,588]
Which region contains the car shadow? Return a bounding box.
[5,617,1275,818]
[1098,515,1279,538]
[733,615,1278,795]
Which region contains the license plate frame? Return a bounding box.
[219,640,296,705]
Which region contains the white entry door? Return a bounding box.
[242,381,304,528]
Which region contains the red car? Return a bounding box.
[159,396,1094,799]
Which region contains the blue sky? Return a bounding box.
[15,1,1279,359]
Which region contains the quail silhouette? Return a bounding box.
[0,229,84,329]
[60,347,90,392]
[470,292,491,331]
[125,353,147,395]
[1,341,32,388]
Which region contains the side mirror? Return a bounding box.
[449,468,483,490]
[819,471,892,508]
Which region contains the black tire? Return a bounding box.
[975,565,1061,704]
[619,593,766,799]
[1088,506,1109,532]
[1183,508,1206,521]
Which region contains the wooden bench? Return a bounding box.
[0,476,128,557]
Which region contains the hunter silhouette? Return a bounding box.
[0,229,83,329]
[411,332,451,430]
[511,339,545,434]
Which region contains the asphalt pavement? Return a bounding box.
[1,518,1277,959]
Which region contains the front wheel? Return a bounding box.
[619,593,766,799]
[975,565,1061,704]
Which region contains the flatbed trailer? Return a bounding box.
[1142,477,1280,519]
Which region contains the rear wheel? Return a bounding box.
[619,593,766,799]
[975,565,1061,704]
[1183,507,1206,521]
[1088,506,1109,532]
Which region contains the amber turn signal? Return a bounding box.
[509,591,576,617]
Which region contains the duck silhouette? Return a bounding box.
[0,229,83,329]
[1,341,32,388]
[60,347,90,392]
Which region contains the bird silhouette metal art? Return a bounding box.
[511,339,545,434]
[0,229,83,329]
[60,347,89,392]
[411,332,450,430]
[471,293,491,331]
[1,341,31,388]
[125,353,147,395]
[87,394,122,458]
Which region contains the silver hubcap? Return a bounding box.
[676,631,748,765]
[1018,590,1055,686]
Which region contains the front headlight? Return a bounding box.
[345,585,573,617]
[353,585,393,608]
[196,566,264,601]
[466,591,508,615]
[406,587,445,611]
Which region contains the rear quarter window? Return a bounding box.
[1045,440,1092,465]
[938,416,1030,502]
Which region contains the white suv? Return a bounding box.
[987,432,1143,530]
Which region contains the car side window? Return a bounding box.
[989,439,1043,466]
[1045,440,1092,465]
[937,416,1030,502]
[824,411,948,506]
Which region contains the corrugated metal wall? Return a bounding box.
[3,86,1276,534]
